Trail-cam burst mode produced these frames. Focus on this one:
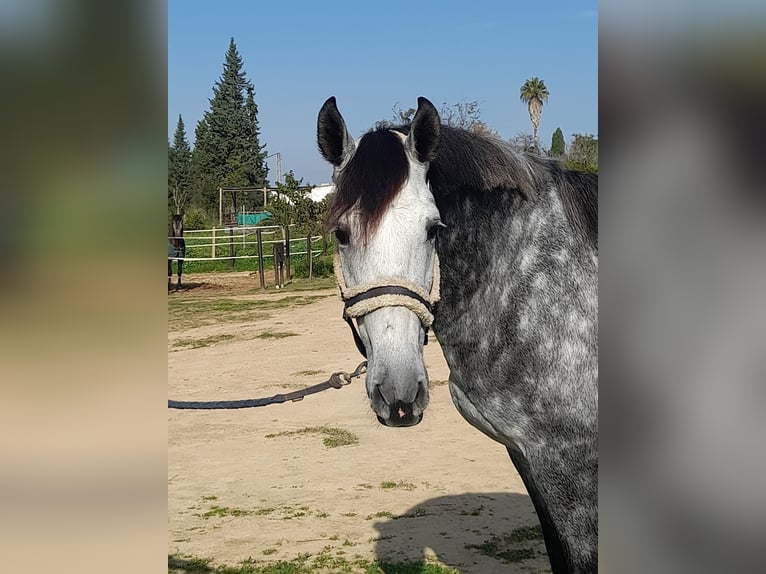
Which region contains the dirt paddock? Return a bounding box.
[168,272,549,573]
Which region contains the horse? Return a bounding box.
[168,214,186,292]
[318,97,598,574]
[273,241,285,289]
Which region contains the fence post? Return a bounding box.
[228,227,235,270]
[284,226,291,281]
[211,227,216,258]
[307,233,313,280]
[218,187,223,227]
[257,228,265,289]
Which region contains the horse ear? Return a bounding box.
[317,96,355,167]
[407,97,440,163]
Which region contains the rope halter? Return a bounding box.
[333,249,440,358]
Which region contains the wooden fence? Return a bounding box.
[168,225,329,288]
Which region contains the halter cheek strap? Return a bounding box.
[334,250,440,358]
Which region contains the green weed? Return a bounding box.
[265,426,358,448]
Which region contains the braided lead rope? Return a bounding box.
[168,361,367,410]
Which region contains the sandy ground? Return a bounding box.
[168,272,549,573]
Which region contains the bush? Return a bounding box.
[292,254,333,278]
[183,206,208,230]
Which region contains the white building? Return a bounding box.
[310,183,335,202]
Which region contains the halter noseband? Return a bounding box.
[334,250,440,359]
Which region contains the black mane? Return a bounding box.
[327,123,598,249]
[405,124,598,249]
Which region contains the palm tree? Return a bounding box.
[519,77,549,153]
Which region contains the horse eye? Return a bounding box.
[334,227,349,246]
[426,220,445,241]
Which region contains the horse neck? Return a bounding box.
[432,182,599,572]
[433,183,596,326]
[170,224,184,245]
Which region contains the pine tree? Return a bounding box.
[244,83,268,187]
[192,38,268,214]
[169,114,192,214]
[551,127,565,157]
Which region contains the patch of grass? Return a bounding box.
[290,369,322,377]
[265,504,311,520]
[429,379,449,387]
[340,512,357,517]
[367,562,459,574]
[365,511,394,520]
[380,480,416,490]
[218,554,311,574]
[315,511,329,518]
[168,555,215,573]
[168,297,269,331]
[169,552,460,574]
[466,533,539,564]
[262,549,277,556]
[199,506,252,519]
[168,294,331,331]
[459,505,484,516]
[200,495,218,501]
[254,507,275,516]
[243,295,330,309]
[393,507,428,520]
[256,330,298,340]
[507,524,544,543]
[265,426,358,448]
[248,277,337,294]
[173,334,236,349]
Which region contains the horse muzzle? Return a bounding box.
[376,401,424,427]
[369,376,428,427]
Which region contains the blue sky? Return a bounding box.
[169,0,597,185]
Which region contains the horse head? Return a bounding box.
[170,214,184,242]
[318,97,443,427]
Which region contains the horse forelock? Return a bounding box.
[327,128,409,242]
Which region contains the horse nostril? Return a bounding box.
[374,383,394,405]
[415,379,429,405]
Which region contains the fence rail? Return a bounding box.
[168,224,331,287]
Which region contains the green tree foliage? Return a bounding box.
[565,133,599,173]
[243,84,268,186]
[550,127,565,157]
[192,38,268,213]
[267,172,326,236]
[168,114,192,214]
[519,77,550,153]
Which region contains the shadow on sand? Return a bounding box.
[372,492,551,574]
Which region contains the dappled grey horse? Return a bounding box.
[318,97,598,574]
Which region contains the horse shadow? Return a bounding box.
[167,282,205,293]
[371,492,551,574]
